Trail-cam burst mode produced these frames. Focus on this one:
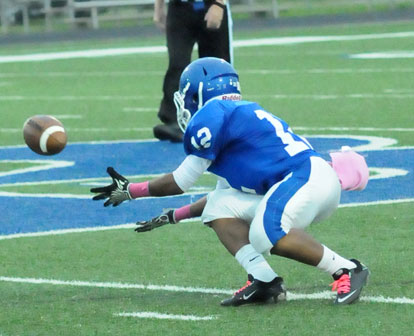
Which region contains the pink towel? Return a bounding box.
[329,147,369,191]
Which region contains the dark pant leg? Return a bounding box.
[197,5,231,63]
[158,3,196,124]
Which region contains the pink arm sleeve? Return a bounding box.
[174,204,192,222]
[128,181,150,198]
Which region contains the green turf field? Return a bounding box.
[0,20,413,335]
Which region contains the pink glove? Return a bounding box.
[329,147,369,191]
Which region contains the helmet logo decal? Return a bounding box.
[197,81,204,110]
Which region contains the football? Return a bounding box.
[23,115,67,155]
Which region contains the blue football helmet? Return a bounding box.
[174,57,241,132]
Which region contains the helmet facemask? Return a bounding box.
[174,89,192,133]
[174,81,204,132]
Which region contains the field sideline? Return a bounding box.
[0,20,413,335]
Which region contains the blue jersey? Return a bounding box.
[183,100,319,195]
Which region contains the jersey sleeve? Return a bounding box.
[172,155,211,192]
[183,100,227,161]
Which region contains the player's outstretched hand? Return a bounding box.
[135,209,176,232]
[90,167,132,207]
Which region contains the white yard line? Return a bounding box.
[1,93,414,101]
[0,276,232,295]
[339,198,414,208]
[360,296,414,304]
[0,190,206,200]
[65,127,153,132]
[58,127,153,132]
[0,224,136,240]
[0,31,413,63]
[0,219,199,241]
[302,134,398,152]
[0,191,91,199]
[246,93,414,100]
[368,168,408,180]
[0,46,167,63]
[2,126,414,134]
[294,127,414,132]
[0,71,164,77]
[349,51,414,59]
[0,275,412,305]
[2,68,414,78]
[0,160,74,178]
[243,68,414,74]
[115,312,216,321]
[0,95,147,101]
[384,89,414,93]
[0,173,163,187]
[0,199,413,241]
[0,127,152,133]
[233,32,414,47]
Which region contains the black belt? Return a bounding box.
[171,0,209,11]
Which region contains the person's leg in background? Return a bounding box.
[154,2,196,142]
[197,2,232,63]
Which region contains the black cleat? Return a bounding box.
[221,275,286,307]
[153,123,183,142]
[331,259,370,305]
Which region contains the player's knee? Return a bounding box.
[207,219,223,230]
[249,220,288,255]
[249,228,270,255]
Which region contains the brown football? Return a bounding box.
[23,115,67,155]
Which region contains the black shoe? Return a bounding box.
[153,123,183,143]
[331,259,370,305]
[221,275,286,307]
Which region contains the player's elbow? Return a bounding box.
[174,185,185,195]
[149,174,185,196]
[151,183,184,196]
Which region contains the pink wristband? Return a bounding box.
[174,204,192,222]
[128,181,150,198]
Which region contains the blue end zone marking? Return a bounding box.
[341,148,413,204]
[0,138,412,235]
[0,194,204,236]
[0,141,186,184]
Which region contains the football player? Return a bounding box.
[134,146,369,306]
[91,57,370,306]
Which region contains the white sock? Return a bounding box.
[235,244,278,282]
[316,245,357,276]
